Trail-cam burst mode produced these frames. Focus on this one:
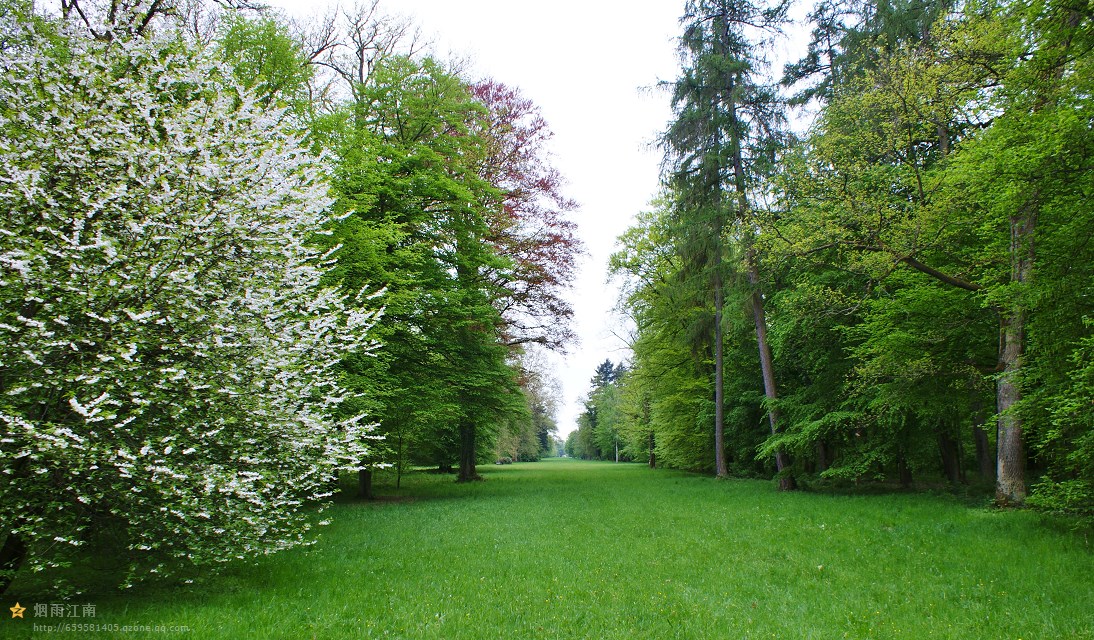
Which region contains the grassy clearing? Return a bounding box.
[4,459,1092,639]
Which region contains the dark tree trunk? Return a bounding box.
[898,456,913,488]
[0,533,27,597]
[358,468,374,500]
[816,440,828,474]
[648,431,656,469]
[938,432,963,485]
[973,424,994,481]
[457,420,481,483]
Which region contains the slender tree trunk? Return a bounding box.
[747,249,794,490]
[358,468,374,500]
[816,440,828,473]
[713,266,728,478]
[648,430,656,469]
[898,455,913,488]
[720,41,792,488]
[996,313,1027,504]
[938,432,963,485]
[971,397,995,481]
[996,204,1035,505]
[457,419,480,483]
[396,431,404,490]
[0,533,27,597]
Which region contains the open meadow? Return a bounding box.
[4,459,1093,639]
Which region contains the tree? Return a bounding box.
[316,52,514,487]
[215,13,314,114]
[776,0,1094,504]
[0,5,378,594]
[949,0,1094,505]
[663,0,793,486]
[470,80,582,352]
[782,0,953,106]
[316,46,586,485]
[611,203,718,473]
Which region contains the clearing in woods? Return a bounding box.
[4,459,1092,639]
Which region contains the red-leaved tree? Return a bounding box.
[471,80,582,352]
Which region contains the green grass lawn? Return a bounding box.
[4,459,1092,639]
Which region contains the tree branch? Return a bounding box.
[898,255,982,291]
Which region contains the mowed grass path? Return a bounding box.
[6,459,1093,639]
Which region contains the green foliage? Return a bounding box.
[216,14,313,115]
[614,0,1094,508]
[611,203,766,475]
[318,74,585,478]
[1029,322,1094,519]
[317,52,577,481]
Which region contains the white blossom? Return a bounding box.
[0,5,382,591]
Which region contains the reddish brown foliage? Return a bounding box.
[471,80,583,351]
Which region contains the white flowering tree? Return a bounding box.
[0,4,380,593]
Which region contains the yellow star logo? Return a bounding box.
[9,602,25,618]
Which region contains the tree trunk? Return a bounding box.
[938,432,963,485]
[971,396,994,481]
[816,440,828,474]
[898,456,913,488]
[648,430,656,469]
[995,205,1035,505]
[973,424,994,481]
[747,250,794,490]
[713,258,728,478]
[358,468,374,500]
[996,310,1027,504]
[457,420,481,483]
[396,430,405,490]
[0,533,27,597]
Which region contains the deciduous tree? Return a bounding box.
[0,4,378,593]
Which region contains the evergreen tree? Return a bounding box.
[662,0,793,485]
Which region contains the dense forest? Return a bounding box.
[0,0,574,593]
[568,0,1094,519]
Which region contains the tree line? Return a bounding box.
[588,0,1093,518]
[0,0,576,594]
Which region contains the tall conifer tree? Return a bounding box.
[662,0,792,486]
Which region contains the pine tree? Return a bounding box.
[663,0,793,486]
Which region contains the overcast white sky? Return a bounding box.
[271,0,807,439]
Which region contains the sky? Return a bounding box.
[270,0,808,440]
[374,1,685,440]
[270,0,684,438]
